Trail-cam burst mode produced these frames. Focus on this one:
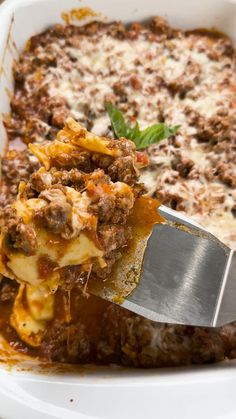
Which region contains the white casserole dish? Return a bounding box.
[0,0,236,418]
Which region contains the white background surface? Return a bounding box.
[0,0,236,418]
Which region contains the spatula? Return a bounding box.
[90,205,236,327]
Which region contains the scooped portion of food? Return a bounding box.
[0,118,160,347]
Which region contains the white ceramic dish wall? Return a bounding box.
[0,1,236,418]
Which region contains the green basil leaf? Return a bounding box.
[126,121,141,146]
[136,122,180,149]
[106,104,180,149]
[169,125,181,136]
[137,124,167,149]
[106,103,128,138]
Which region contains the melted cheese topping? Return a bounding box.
[45,35,234,129]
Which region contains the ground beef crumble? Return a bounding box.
[0,278,18,303]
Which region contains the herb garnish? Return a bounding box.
[106,103,180,150]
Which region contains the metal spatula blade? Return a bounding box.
[91,205,236,327]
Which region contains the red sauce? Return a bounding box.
[185,28,230,39]
[88,196,163,300]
